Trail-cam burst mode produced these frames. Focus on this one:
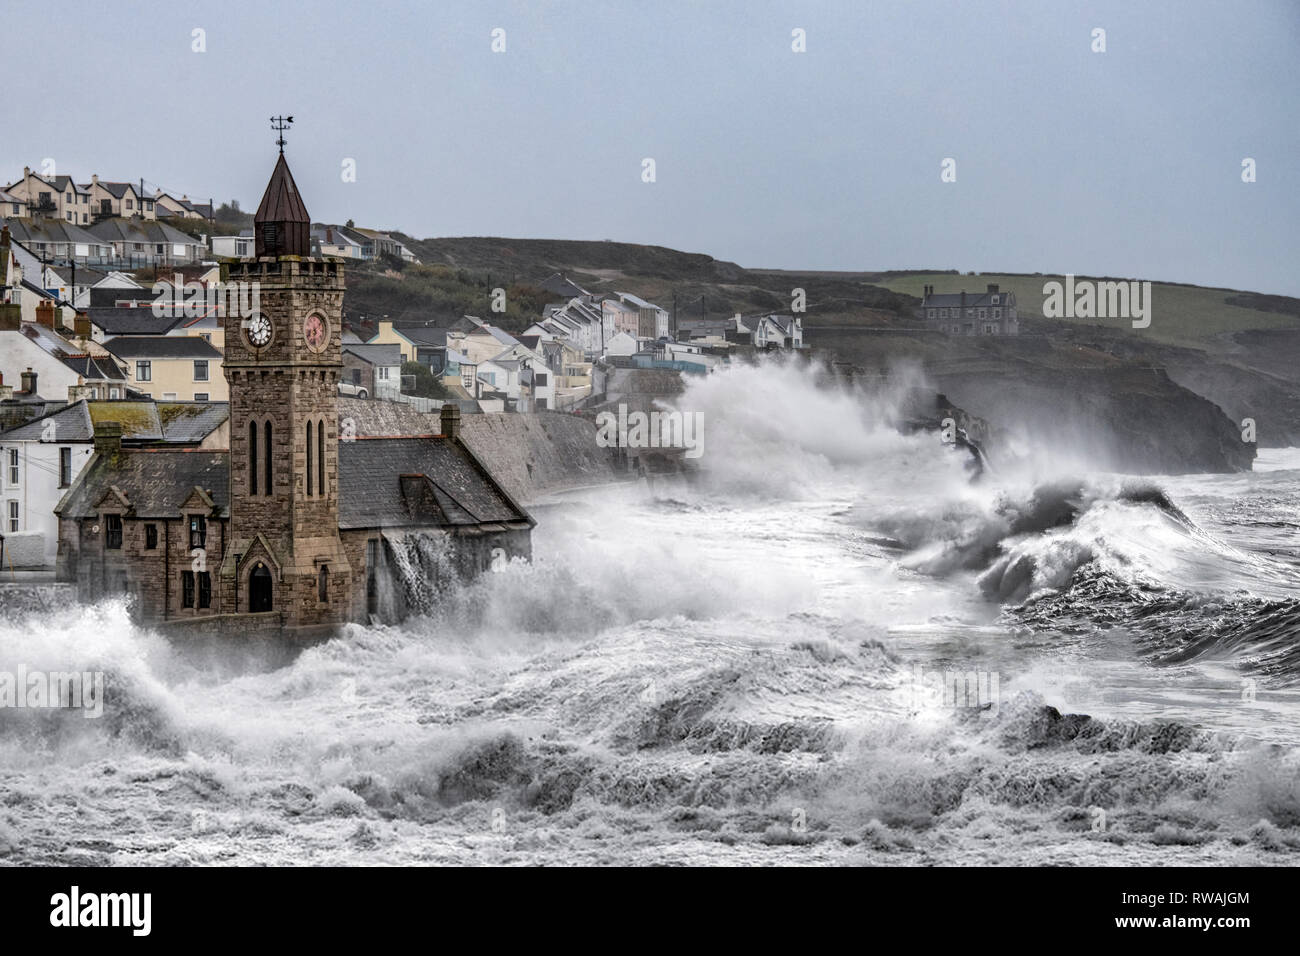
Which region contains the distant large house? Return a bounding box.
[922,283,1019,335]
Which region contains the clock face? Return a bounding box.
[245,313,272,349]
[304,313,329,352]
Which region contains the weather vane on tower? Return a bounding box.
[270,115,294,154]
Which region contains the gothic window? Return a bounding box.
[264,421,273,495]
[306,420,313,497]
[249,420,258,495]
[317,420,325,496]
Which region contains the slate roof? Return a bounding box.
[483,325,520,347]
[58,353,129,381]
[58,432,529,530]
[103,335,222,359]
[57,448,231,519]
[0,400,228,443]
[616,292,662,311]
[343,344,403,366]
[15,324,128,380]
[391,325,449,346]
[537,272,589,298]
[338,437,532,530]
[86,218,202,245]
[95,182,137,199]
[88,287,153,308]
[48,265,109,285]
[88,308,183,336]
[1,217,108,246]
[921,289,1017,309]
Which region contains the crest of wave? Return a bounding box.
[665,353,971,499]
[0,599,189,760]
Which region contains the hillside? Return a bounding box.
[338,237,1300,459]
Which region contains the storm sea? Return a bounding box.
[3,361,1298,865]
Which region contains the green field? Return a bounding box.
[872,272,1299,346]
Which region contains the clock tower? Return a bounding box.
[219,148,352,634]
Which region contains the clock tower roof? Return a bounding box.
[254,153,311,258]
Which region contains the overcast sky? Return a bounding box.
[9,0,1299,295]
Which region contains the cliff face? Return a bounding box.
[810,328,1255,475]
[931,365,1254,475]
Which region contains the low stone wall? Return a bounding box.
[0,531,47,569]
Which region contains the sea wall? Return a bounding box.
[336,398,624,504]
[459,413,624,504]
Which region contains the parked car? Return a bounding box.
[337,381,368,399]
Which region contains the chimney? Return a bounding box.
[35,299,56,329]
[960,291,967,308]
[93,421,123,460]
[440,402,461,441]
[68,384,94,403]
[19,367,37,396]
[91,174,98,186]
[23,166,30,178]
[987,284,999,294]
[74,310,91,339]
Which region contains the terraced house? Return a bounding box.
[103,336,227,402]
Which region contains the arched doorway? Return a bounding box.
[249,563,273,612]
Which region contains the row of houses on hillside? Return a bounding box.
[5,166,212,226]
[208,223,418,263]
[0,215,206,268]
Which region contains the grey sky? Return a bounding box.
[9,0,1299,295]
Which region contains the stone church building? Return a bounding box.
[55,152,533,640]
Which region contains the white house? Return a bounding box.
[605,330,639,357]
[0,322,130,402]
[745,313,803,349]
[211,232,255,258]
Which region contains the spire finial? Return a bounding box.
[270,115,294,154]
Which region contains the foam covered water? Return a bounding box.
[2,360,1297,865]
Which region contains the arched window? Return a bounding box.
[318,564,329,603]
[317,419,325,496]
[263,420,273,495]
[248,420,258,494]
[249,563,272,612]
[305,419,314,497]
